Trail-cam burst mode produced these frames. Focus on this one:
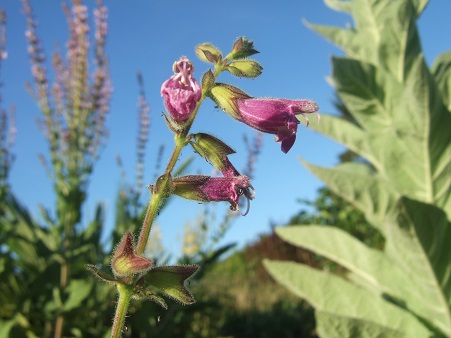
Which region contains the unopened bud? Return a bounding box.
[111,232,153,277]
[228,37,259,60]
[226,60,263,78]
[195,43,222,64]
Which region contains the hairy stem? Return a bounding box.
[136,94,206,255]
[111,285,133,338]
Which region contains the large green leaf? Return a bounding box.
[302,161,399,233]
[263,260,432,337]
[384,198,451,336]
[329,55,451,213]
[309,0,423,79]
[275,198,451,337]
[268,1,451,337]
[275,226,411,301]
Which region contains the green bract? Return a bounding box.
[135,265,200,309]
[208,83,251,120]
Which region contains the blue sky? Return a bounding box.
[2,1,450,258]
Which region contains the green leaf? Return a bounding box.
[432,50,451,111]
[85,264,118,284]
[315,57,451,219]
[64,279,93,311]
[263,259,432,337]
[275,225,410,300]
[0,319,16,337]
[141,265,200,305]
[323,0,352,13]
[316,311,404,338]
[302,161,399,233]
[275,213,451,337]
[384,198,451,336]
[309,0,422,79]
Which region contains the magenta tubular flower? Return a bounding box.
[173,175,255,215]
[236,98,319,153]
[161,57,202,124]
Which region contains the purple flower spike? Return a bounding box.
[161,57,202,124]
[236,98,319,153]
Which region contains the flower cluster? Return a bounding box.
[88,37,319,336]
[158,46,319,214]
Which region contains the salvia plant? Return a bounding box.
[86,37,319,336]
[264,0,451,337]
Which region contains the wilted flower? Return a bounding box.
[173,175,255,215]
[235,98,319,153]
[161,57,202,124]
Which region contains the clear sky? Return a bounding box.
[2,0,450,258]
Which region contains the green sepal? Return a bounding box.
[172,175,210,202]
[85,264,118,285]
[201,69,215,95]
[132,284,168,310]
[208,83,252,120]
[226,60,263,78]
[138,265,200,306]
[190,133,235,171]
[149,173,174,197]
[196,43,223,64]
[227,37,259,60]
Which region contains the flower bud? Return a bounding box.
[161,57,202,124]
[111,232,153,277]
[226,60,263,78]
[195,43,222,64]
[228,37,259,60]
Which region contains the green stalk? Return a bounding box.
[111,284,133,338]
[136,93,206,255]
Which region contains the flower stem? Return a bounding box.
[111,284,133,338]
[136,95,206,255]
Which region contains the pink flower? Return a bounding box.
[236,98,319,153]
[161,57,202,124]
[173,175,255,215]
